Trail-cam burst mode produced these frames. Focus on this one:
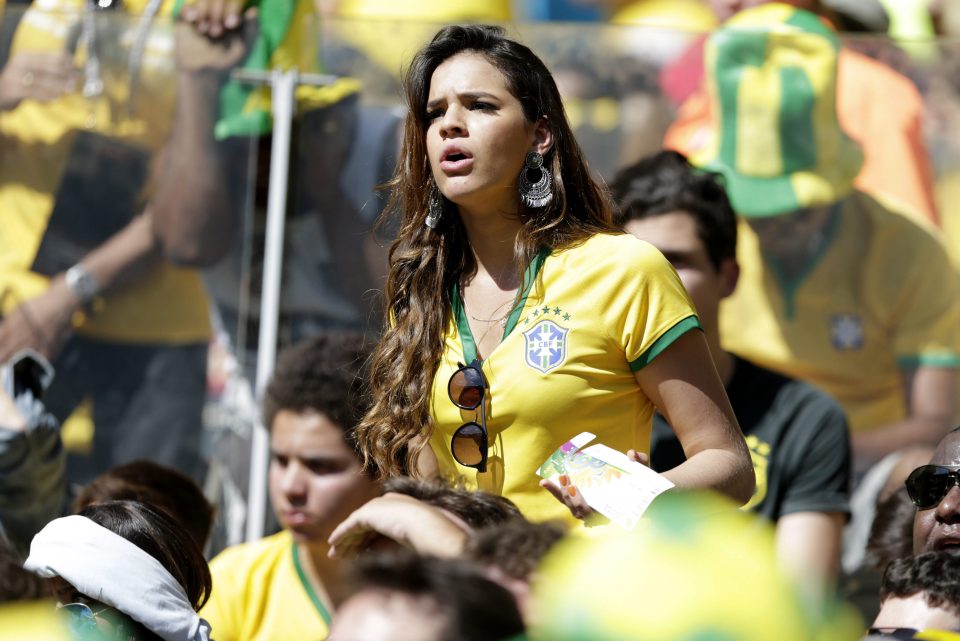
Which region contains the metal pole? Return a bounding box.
[246,68,298,542]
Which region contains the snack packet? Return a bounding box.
[537,432,674,530]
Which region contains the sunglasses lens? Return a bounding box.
[452,422,486,467]
[907,466,953,509]
[448,367,484,409]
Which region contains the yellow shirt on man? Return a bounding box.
[719,192,960,433]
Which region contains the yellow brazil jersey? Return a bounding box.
[201,530,332,641]
[428,233,700,526]
[720,191,960,433]
[0,0,210,343]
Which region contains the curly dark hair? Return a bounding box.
[611,150,737,272]
[465,520,566,580]
[0,536,46,603]
[73,460,215,550]
[382,477,524,529]
[880,550,960,617]
[867,487,916,574]
[262,332,373,472]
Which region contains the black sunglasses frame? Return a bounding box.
[447,359,488,473]
[905,464,960,509]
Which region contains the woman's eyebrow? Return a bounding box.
[426,91,499,111]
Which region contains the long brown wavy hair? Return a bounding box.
[357,24,615,478]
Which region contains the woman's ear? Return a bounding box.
[530,117,553,156]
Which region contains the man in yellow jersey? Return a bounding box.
[0,0,252,483]
[201,334,382,641]
[684,4,960,473]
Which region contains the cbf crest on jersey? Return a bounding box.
[523,319,568,373]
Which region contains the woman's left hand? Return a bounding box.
[539,449,648,524]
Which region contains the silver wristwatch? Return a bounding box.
[64,264,101,309]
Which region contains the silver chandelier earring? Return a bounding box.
[426,180,444,229]
[518,151,553,209]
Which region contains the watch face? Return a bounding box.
[66,265,100,304]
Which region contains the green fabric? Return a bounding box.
[714,30,767,172]
[784,6,838,42]
[897,354,960,368]
[778,66,816,174]
[629,315,702,371]
[291,543,333,627]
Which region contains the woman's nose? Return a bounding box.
[439,104,466,138]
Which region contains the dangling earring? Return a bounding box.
[426,180,444,229]
[518,151,553,209]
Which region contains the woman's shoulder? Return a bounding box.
[552,232,671,272]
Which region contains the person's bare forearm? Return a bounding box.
[662,446,755,506]
[150,70,235,267]
[852,416,954,469]
[776,511,844,602]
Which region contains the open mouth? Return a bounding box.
[446,152,468,161]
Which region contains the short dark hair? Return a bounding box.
[611,150,737,271]
[880,550,960,617]
[382,477,525,529]
[262,332,372,470]
[346,551,525,641]
[78,501,212,613]
[73,460,215,550]
[465,520,566,580]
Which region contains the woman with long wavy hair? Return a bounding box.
[356,24,753,525]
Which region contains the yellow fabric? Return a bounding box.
[202,530,329,641]
[610,0,718,31]
[719,192,960,433]
[0,601,69,641]
[428,233,699,526]
[0,0,210,343]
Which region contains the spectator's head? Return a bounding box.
[382,477,525,529]
[868,488,918,575]
[613,150,739,335]
[0,536,46,603]
[263,333,380,545]
[465,520,566,623]
[329,551,525,641]
[73,460,215,550]
[871,551,960,632]
[25,500,211,641]
[689,3,862,244]
[911,428,960,554]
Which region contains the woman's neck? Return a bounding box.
[457,204,524,286]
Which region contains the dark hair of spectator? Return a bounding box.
[348,551,525,641]
[382,477,525,529]
[611,150,737,272]
[262,332,375,476]
[78,501,211,612]
[879,551,960,617]
[0,537,47,603]
[465,520,566,580]
[867,487,917,574]
[73,460,215,550]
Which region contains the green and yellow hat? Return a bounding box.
[688,3,864,218]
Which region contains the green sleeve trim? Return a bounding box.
[897,354,960,368]
[629,315,702,372]
[291,543,333,628]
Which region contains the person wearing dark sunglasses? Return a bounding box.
[911,427,960,555]
[355,25,754,528]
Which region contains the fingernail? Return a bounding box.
[559,474,569,487]
[568,486,577,497]
[225,14,239,27]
